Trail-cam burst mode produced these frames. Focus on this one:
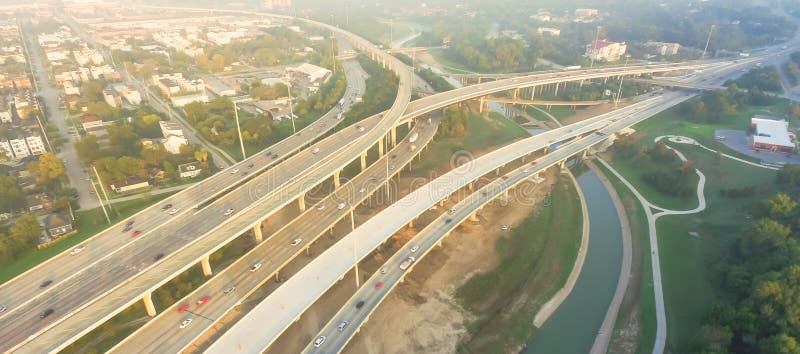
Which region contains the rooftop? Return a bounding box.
[752,117,794,148]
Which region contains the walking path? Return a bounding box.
[655,135,779,171]
[594,134,711,354]
[587,158,633,354]
[532,169,591,327]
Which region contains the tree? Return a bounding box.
[211,54,226,72]
[140,144,168,167]
[75,135,100,163]
[739,218,791,259]
[0,177,24,213]
[678,160,696,175]
[194,148,208,162]
[29,153,65,185]
[791,104,800,119]
[761,333,800,354]
[163,161,177,181]
[767,193,797,219]
[9,214,42,249]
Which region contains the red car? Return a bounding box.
[177,304,190,313]
[375,282,383,289]
[531,161,538,166]
[196,296,211,307]
[131,230,142,237]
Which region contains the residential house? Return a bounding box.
[43,212,74,238]
[179,161,203,179]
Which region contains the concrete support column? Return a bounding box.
[391,126,397,147]
[579,79,584,88]
[298,194,306,212]
[201,255,212,276]
[333,170,341,188]
[253,224,263,243]
[479,97,484,113]
[495,167,501,176]
[559,160,567,169]
[468,181,474,190]
[543,146,549,154]
[438,199,446,207]
[502,190,509,199]
[407,120,412,129]
[408,218,414,228]
[531,85,536,99]
[581,149,589,159]
[143,292,156,317]
[513,88,518,99]
[360,152,367,171]
[469,211,479,222]
[378,139,384,157]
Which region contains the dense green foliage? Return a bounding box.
[726,66,784,93]
[340,56,398,127]
[680,85,779,124]
[0,214,43,266]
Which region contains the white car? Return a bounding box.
[168,208,181,215]
[311,147,320,154]
[356,125,365,132]
[500,224,509,231]
[180,318,192,329]
[223,208,235,216]
[447,208,455,215]
[314,336,326,347]
[230,168,239,174]
[0,305,8,313]
[316,203,325,211]
[337,202,346,210]
[250,262,262,272]
[69,245,86,255]
[410,245,419,253]
[290,238,302,246]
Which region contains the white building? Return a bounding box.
[751,116,796,153]
[25,136,45,155]
[179,161,203,178]
[162,134,188,154]
[121,86,142,105]
[45,49,70,62]
[152,73,205,97]
[159,120,184,138]
[170,92,209,107]
[288,63,331,84]
[9,138,29,158]
[536,27,561,36]
[103,89,117,107]
[0,140,12,159]
[585,40,627,62]
[73,48,104,66]
[646,41,680,56]
[0,110,11,123]
[63,81,80,96]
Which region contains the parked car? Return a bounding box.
[500,224,509,231]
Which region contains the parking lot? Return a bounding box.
[715,129,800,165]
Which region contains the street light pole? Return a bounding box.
[351,208,359,288]
[287,82,295,133]
[590,25,601,68]
[233,101,246,160]
[615,55,631,108]
[702,24,716,60]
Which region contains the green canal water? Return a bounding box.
[522,168,624,354]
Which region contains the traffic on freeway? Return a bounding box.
[108,115,442,354]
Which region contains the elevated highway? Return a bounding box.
[481,96,608,106]
[302,92,694,354]
[204,93,687,353]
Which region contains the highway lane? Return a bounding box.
[0,35,367,323]
[203,93,687,353]
[1,111,382,354]
[302,92,697,354]
[108,115,441,354]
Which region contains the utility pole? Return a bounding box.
[702,24,716,60]
[91,166,111,224]
[589,26,601,68]
[287,82,295,133]
[233,101,246,160]
[351,208,359,288]
[390,19,394,48]
[615,55,631,108]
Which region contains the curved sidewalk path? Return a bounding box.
[594,134,709,354]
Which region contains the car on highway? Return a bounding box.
[131,230,142,237]
[196,296,211,307]
[410,245,419,253]
[167,207,181,215]
[314,335,326,347]
[337,321,349,331]
[316,203,325,211]
[223,286,235,294]
[356,125,365,132]
[247,163,254,168]
[230,168,239,174]
[311,147,320,154]
[444,218,452,224]
[531,161,538,166]
[337,202,346,210]
[375,281,383,289]
[500,224,509,231]
[161,203,173,211]
[272,154,279,160]
[290,238,302,246]
[70,245,86,255]
[0,305,7,313]
[355,301,365,309]
[448,208,455,214]
[39,308,54,319]
[265,151,272,157]
[223,208,235,216]
[154,253,164,261]
[123,220,135,232]
[250,262,262,272]
[180,318,192,329]
[178,304,190,313]
[380,266,388,274]
[595,131,605,136]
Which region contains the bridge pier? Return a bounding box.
[378,139,384,157]
[554,82,559,96]
[333,170,341,188]
[142,292,156,317]
[581,149,589,159]
[468,181,474,190]
[469,210,479,222]
[201,255,213,276]
[360,152,367,170]
[391,126,397,147]
[478,97,484,113]
[253,224,263,242]
[559,159,567,169]
[298,194,306,212]
[438,199,446,207]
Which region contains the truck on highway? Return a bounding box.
[563,65,582,70]
[337,112,343,119]
[399,256,416,271]
[408,132,419,143]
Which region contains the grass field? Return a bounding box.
[0,193,174,285]
[604,101,781,352]
[456,175,583,353]
[415,112,529,173]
